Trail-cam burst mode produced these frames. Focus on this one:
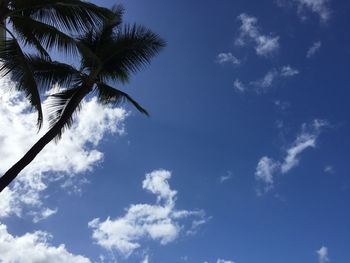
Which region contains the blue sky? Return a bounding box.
[0,0,350,262]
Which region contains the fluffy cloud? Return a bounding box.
[236,13,280,57]
[255,119,327,193]
[216,53,241,65]
[0,224,91,263]
[89,169,206,258]
[0,76,127,220]
[317,246,330,263]
[307,41,322,58]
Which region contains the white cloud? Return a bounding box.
[220,171,233,183]
[236,13,280,57]
[204,259,236,263]
[252,66,299,92]
[296,0,331,22]
[89,169,206,258]
[307,41,322,58]
[31,208,58,223]
[324,165,334,174]
[0,76,127,220]
[255,157,280,192]
[277,0,331,23]
[141,255,150,263]
[0,223,91,263]
[255,119,327,193]
[317,246,330,263]
[233,65,299,94]
[216,53,241,65]
[217,260,235,263]
[280,65,300,77]
[233,79,246,93]
[274,100,291,111]
[281,132,317,173]
[253,69,279,90]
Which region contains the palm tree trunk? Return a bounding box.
[0,85,92,193]
[0,0,8,49]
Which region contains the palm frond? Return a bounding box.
[9,0,115,33]
[96,82,148,116]
[97,24,165,82]
[10,17,50,58]
[27,55,81,89]
[0,36,43,128]
[10,15,79,56]
[98,5,124,42]
[46,86,86,140]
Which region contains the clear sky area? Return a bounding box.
[0,0,349,262]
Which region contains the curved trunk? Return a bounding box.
[0,85,92,192]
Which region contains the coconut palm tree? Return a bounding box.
[0,7,165,192]
[0,0,114,128]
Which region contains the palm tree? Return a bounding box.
[0,0,114,128]
[0,6,165,192]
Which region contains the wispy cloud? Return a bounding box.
[220,171,233,183]
[253,69,279,90]
[277,0,331,23]
[255,157,280,193]
[317,246,330,263]
[280,123,322,173]
[307,41,322,58]
[31,207,58,223]
[280,65,300,77]
[252,65,299,93]
[233,79,246,93]
[0,76,127,220]
[255,119,328,194]
[324,165,334,174]
[236,13,280,57]
[233,65,299,94]
[0,224,91,263]
[89,169,207,258]
[216,53,241,65]
[274,100,291,111]
[296,0,331,23]
[204,259,236,263]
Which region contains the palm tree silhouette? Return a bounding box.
[0,6,165,192]
[0,0,114,128]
